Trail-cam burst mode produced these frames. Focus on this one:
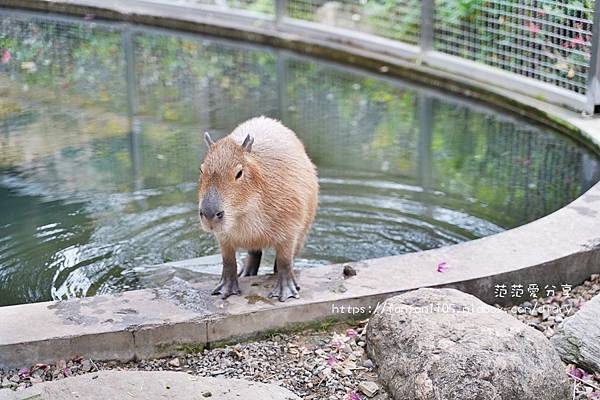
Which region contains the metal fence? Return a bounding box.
[434,0,594,95]
[3,0,598,112]
[135,0,600,114]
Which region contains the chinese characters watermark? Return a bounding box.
[494,283,572,298]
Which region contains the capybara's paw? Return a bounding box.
[211,277,241,299]
[269,274,300,302]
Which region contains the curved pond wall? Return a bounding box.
[0,0,600,369]
[1,7,599,305]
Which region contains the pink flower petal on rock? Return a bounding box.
[437,262,448,273]
[18,367,31,377]
[327,355,336,366]
[349,392,361,400]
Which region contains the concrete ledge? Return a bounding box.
[0,371,301,399]
[1,0,600,370]
[2,176,600,367]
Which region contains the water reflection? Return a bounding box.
[0,10,598,305]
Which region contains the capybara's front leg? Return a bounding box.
[269,243,300,302]
[212,244,241,299]
[238,250,262,277]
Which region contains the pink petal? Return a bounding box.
[568,365,583,379]
[327,355,336,366]
[528,22,540,34]
[345,329,358,338]
[571,35,585,46]
[437,262,448,273]
[350,393,361,400]
[63,367,72,377]
[18,367,31,377]
[1,49,11,64]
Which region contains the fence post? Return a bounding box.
[587,0,600,114]
[275,0,286,28]
[420,0,435,52]
[122,26,142,189]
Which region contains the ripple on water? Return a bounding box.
[0,12,598,305]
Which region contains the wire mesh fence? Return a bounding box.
[434,0,594,95]
[285,0,421,44]
[4,0,597,108]
[109,0,599,102]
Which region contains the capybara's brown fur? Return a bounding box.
[198,116,318,301]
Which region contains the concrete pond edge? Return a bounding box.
[1,0,600,369]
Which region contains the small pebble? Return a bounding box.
[343,265,357,278]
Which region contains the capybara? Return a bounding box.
[198,116,319,301]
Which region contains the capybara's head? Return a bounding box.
[198,132,258,234]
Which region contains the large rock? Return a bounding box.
[0,371,300,400]
[551,293,600,373]
[366,288,570,400]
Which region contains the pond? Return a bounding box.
[1,10,599,306]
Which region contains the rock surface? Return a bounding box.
[551,292,600,374]
[366,288,571,400]
[0,371,300,400]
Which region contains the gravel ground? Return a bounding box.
[2,274,600,399]
[0,320,387,400]
[502,273,600,399]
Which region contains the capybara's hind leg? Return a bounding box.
[239,250,262,277]
[269,243,300,302]
[212,243,241,299]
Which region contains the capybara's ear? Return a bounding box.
[241,134,254,152]
[204,132,215,147]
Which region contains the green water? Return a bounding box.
[0,10,598,306]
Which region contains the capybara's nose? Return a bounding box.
[201,208,224,221]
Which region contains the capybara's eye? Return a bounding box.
[235,169,243,180]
